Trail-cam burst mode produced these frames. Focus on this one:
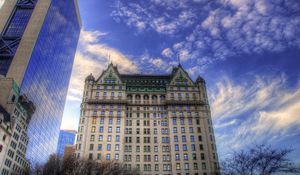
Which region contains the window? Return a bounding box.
[92,117,97,124]
[190,135,195,142]
[115,144,119,151]
[184,163,189,170]
[90,135,95,141]
[99,135,103,141]
[173,127,177,133]
[155,164,159,171]
[200,144,204,150]
[154,128,157,134]
[116,135,120,142]
[176,163,181,170]
[201,153,205,160]
[181,127,186,133]
[125,137,132,143]
[202,163,207,170]
[116,127,120,133]
[175,153,180,160]
[175,144,179,151]
[109,118,113,124]
[99,126,104,133]
[100,117,104,124]
[163,164,171,171]
[191,144,196,151]
[173,118,177,125]
[115,154,119,160]
[107,135,112,142]
[194,163,198,170]
[97,153,101,160]
[183,144,187,151]
[98,144,102,151]
[117,118,121,125]
[4,8,32,37]
[180,118,184,125]
[136,155,140,162]
[174,136,178,142]
[106,126,111,133]
[199,135,202,142]
[182,135,186,142]
[111,92,114,98]
[107,144,111,151]
[106,154,111,160]
[193,153,197,160]
[89,144,94,150]
[154,146,158,152]
[184,153,188,160]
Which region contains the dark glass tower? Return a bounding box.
[0,0,81,164]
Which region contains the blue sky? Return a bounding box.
[60,0,300,163]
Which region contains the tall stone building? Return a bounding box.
[0,78,35,175]
[75,64,219,175]
[0,0,81,164]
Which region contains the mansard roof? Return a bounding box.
[120,74,171,87]
[92,63,204,86]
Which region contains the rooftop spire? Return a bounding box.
[177,53,181,66]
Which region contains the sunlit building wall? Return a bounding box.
[76,64,220,175]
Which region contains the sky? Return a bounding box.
[57,0,299,164]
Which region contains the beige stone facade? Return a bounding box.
[0,78,35,175]
[75,64,219,175]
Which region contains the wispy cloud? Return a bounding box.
[112,0,300,66]
[210,72,300,156]
[66,29,139,103]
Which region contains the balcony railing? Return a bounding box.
[165,99,206,105]
[86,99,127,104]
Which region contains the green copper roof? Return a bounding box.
[120,74,171,87]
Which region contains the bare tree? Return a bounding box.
[222,145,300,175]
[43,154,62,175]
[38,154,140,175]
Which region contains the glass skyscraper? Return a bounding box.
[56,130,77,157]
[0,0,81,164]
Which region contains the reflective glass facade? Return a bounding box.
[20,0,80,164]
[0,0,36,75]
[4,8,32,37]
[56,130,77,157]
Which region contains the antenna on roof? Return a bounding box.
[177,53,181,66]
[108,52,112,65]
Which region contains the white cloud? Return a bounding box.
[211,73,300,155]
[112,0,300,68]
[210,74,286,120]
[161,48,173,58]
[150,58,164,67]
[80,30,108,43]
[66,29,139,103]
